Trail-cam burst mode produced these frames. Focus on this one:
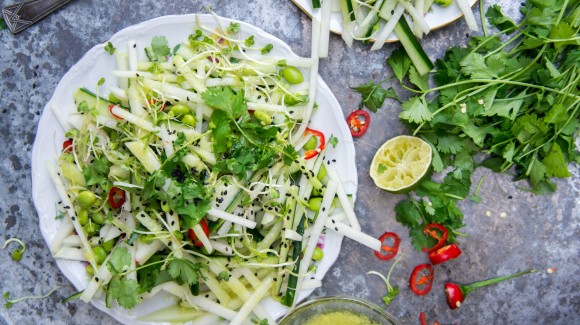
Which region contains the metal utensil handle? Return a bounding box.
[2,0,73,34]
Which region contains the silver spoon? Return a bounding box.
[2,0,73,34]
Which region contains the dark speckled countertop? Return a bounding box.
[0,1,578,324]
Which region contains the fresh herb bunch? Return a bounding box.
[384,0,579,249]
[393,0,580,193]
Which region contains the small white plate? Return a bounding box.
[31,14,357,324]
[291,0,477,42]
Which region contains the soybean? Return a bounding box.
[281,66,304,84]
[77,191,96,208]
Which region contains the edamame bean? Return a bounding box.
[253,110,272,125]
[78,209,89,226]
[181,114,196,126]
[83,222,99,237]
[77,191,96,208]
[308,197,322,211]
[304,136,318,151]
[170,103,190,117]
[85,264,94,276]
[93,246,107,264]
[102,239,115,252]
[312,246,324,261]
[282,66,304,84]
[91,212,105,225]
[140,234,156,244]
[173,230,184,241]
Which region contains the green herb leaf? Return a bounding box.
[350,80,399,112]
[261,44,273,55]
[386,48,412,82]
[151,36,170,58]
[167,258,206,286]
[227,22,240,33]
[245,35,255,47]
[107,247,132,275]
[108,277,140,309]
[104,41,116,55]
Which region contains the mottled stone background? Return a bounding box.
[0,0,578,324]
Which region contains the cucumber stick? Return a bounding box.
[394,17,433,76]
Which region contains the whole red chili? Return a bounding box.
[108,187,126,209]
[374,232,401,260]
[429,243,462,265]
[62,138,73,153]
[108,104,123,119]
[410,263,434,295]
[422,223,448,253]
[346,109,370,137]
[188,219,210,247]
[445,269,537,309]
[303,128,326,160]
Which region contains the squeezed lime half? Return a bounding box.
[370,135,432,193]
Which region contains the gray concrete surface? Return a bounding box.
[0,0,578,324]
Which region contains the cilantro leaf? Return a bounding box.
[167,258,206,286]
[386,48,412,82]
[399,97,431,124]
[108,277,140,309]
[151,36,170,58]
[202,87,247,119]
[83,155,110,186]
[107,247,132,275]
[328,135,339,148]
[350,80,399,112]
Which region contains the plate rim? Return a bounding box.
[30,13,357,324]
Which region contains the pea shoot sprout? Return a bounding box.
[4,287,61,309]
[3,238,26,262]
[367,250,405,306]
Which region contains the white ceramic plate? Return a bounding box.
[31,14,357,324]
[291,0,477,42]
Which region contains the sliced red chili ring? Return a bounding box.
[429,243,462,265]
[62,138,73,153]
[374,232,401,260]
[410,263,434,296]
[108,187,126,209]
[303,127,326,160]
[346,109,370,137]
[419,312,428,325]
[108,104,124,119]
[188,219,210,247]
[422,223,449,253]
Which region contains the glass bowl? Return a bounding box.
[278,296,400,325]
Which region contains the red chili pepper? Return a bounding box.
[419,312,428,325]
[303,128,326,160]
[108,187,126,209]
[346,109,370,137]
[410,263,434,296]
[428,243,462,265]
[108,104,123,119]
[445,269,537,309]
[374,232,401,260]
[62,138,73,153]
[188,219,210,247]
[422,223,448,253]
[148,99,166,111]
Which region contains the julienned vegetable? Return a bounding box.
[445,269,537,309]
[47,15,382,323]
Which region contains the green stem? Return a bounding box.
[462,269,537,296]
[385,250,405,291]
[479,0,488,37]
